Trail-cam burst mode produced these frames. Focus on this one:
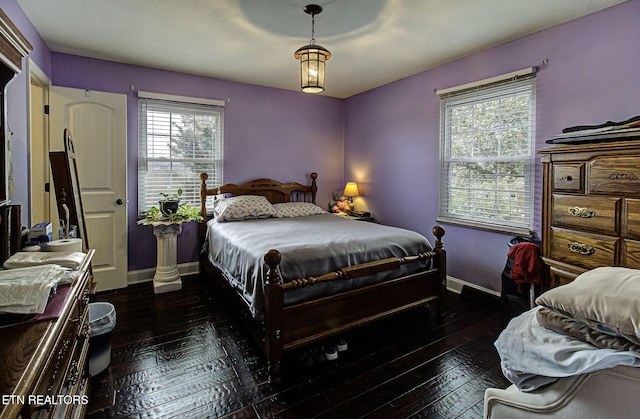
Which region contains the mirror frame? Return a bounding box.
[49,129,89,250]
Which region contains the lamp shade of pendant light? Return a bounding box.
[294,5,331,93]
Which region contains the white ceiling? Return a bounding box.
[16,0,627,98]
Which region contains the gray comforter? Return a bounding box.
[206,214,433,319]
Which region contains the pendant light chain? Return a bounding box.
[310,13,316,45]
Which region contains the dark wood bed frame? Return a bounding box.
[199,172,446,383]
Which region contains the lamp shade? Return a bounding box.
[343,182,360,197]
[294,44,331,93]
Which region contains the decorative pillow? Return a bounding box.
[213,195,276,222]
[535,267,640,342]
[536,307,640,352]
[273,202,327,218]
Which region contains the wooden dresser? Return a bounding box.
[0,250,94,419]
[540,139,640,289]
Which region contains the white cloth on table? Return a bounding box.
[0,265,68,314]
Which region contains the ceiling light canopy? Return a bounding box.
[294,4,331,94]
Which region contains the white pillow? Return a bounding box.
[536,267,640,342]
[273,202,327,218]
[213,195,276,222]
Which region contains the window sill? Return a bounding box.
[436,217,534,238]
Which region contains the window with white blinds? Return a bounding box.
[138,93,224,215]
[437,72,536,235]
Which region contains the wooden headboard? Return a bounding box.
[199,172,318,220]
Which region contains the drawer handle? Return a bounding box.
[67,360,79,386]
[82,288,90,305]
[562,175,573,181]
[46,337,72,394]
[568,242,595,256]
[80,321,90,339]
[568,207,596,218]
[608,172,638,181]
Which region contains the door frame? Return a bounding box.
[26,58,51,229]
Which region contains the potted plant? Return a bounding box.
[159,189,182,216]
[142,189,203,223]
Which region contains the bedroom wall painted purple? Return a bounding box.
[48,54,345,270]
[4,1,639,291]
[344,0,640,292]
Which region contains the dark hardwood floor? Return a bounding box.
[86,275,524,418]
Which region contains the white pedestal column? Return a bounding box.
[152,223,183,293]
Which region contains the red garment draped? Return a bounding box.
[506,242,542,293]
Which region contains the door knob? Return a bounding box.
[116,199,124,205]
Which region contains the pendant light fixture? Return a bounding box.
[294,4,331,93]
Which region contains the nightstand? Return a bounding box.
[336,214,376,223]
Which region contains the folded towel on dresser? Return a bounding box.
[3,251,86,270]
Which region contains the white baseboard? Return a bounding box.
[446,275,501,297]
[127,262,200,285]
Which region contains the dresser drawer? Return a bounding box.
[588,156,640,196]
[32,294,88,408]
[625,199,640,240]
[549,228,618,270]
[548,266,579,288]
[552,194,619,235]
[552,164,583,192]
[625,239,640,269]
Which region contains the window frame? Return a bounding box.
[437,72,536,236]
[137,92,224,216]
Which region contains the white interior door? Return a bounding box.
[50,86,128,291]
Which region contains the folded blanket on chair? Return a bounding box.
[495,307,640,391]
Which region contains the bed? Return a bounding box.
[198,172,446,383]
[484,267,640,418]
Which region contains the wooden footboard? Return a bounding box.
[262,226,446,382]
[198,171,446,383]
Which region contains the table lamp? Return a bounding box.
[343,182,360,211]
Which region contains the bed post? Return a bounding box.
[199,173,209,241]
[264,249,284,383]
[310,172,318,204]
[432,225,446,316]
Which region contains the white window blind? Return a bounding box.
[138,95,224,215]
[438,72,536,235]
